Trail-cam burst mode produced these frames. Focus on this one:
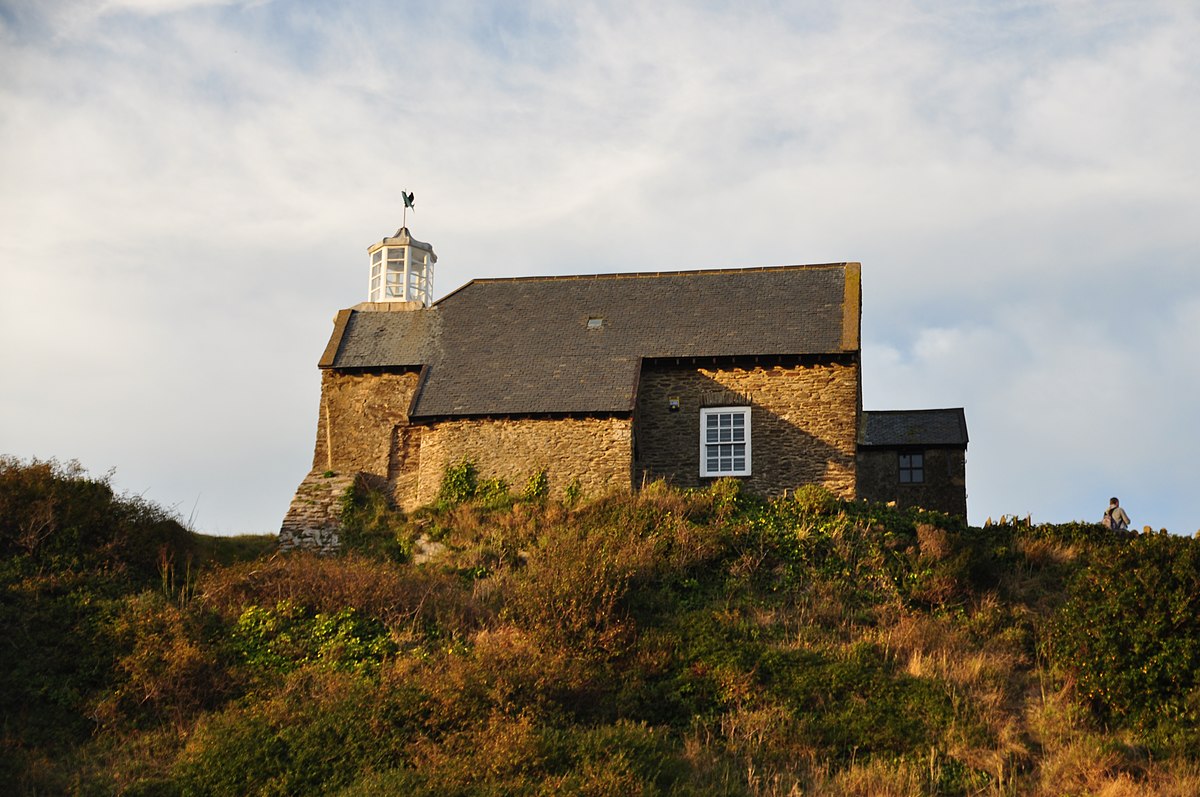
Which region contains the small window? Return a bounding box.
[899,452,924,484]
[586,317,604,330]
[700,407,751,477]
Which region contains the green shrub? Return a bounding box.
[790,483,838,516]
[761,642,961,756]
[93,592,229,730]
[521,469,549,503]
[0,456,195,581]
[437,460,478,506]
[504,516,657,658]
[175,709,288,796]
[474,477,512,510]
[540,720,695,793]
[0,457,116,560]
[13,470,1200,793]
[1051,532,1200,756]
[174,669,424,797]
[199,552,480,642]
[700,476,751,521]
[0,565,119,757]
[232,600,397,675]
[338,480,411,562]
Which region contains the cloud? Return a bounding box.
[1,0,1197,534]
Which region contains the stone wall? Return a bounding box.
[284,356,862,552]
[634,359,859,498]
[278,470,356,553]
[311,369,422,477]
[856,447,967,517]
[413,416,634,507]
[288,369,633,540]
[281,369,420,549]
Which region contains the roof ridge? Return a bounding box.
[433,263,855,305]
[863,408,966,414]
[475,262,850,283]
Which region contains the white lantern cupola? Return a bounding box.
[367,227,436,307]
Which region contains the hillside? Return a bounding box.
[2,456,1198,796]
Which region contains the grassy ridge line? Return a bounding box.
[2,457,1198,795]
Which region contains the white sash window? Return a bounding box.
[700,407,751,477]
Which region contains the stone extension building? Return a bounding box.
[279,225,967,550]
[857,408,969,519]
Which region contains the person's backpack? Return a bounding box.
[1101,509,1116,529]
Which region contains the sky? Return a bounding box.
[2,0,1198,536]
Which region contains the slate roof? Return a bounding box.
[320,307,440,369]
[858,409,969,448]
[322,263,861,418]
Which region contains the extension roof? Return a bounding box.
[858,409,969,449]
[321,263,861,419]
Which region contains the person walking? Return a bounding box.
[1103,497,1131,531]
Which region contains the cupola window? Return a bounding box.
[366,227,436,306]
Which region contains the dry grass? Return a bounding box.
[807,757,928,797]
[916,523,953,561]
[198,551,482,634]
[1018,537,1079,568]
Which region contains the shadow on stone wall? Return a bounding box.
[633,363,857,498]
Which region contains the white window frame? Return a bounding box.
[700,406,751,477]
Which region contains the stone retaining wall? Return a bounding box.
[278,470,356,554]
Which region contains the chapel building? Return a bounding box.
[280,225,967,550]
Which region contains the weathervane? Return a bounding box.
[402,190,415,228]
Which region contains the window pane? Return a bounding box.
[702,409,749,475]
[900,470,911,483]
